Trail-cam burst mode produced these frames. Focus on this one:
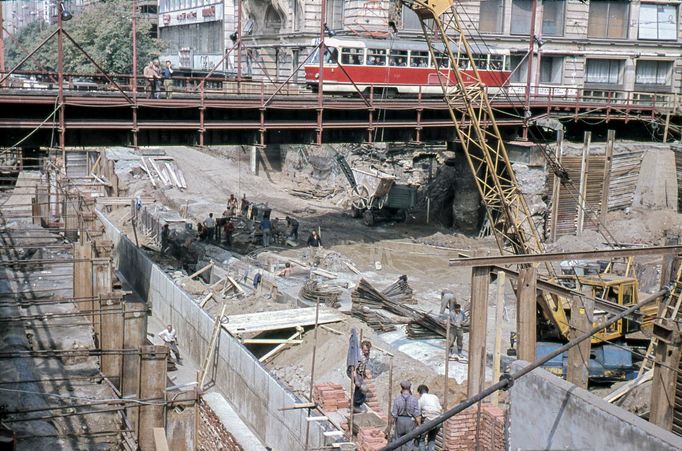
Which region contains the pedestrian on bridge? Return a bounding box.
[143,58,162,99]
[162,60,174,99]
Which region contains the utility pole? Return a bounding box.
[57,2,65,156]
[0,4,5,79]
[522,0,537,140]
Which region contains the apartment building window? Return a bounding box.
[639,4,678,40]
[403,5,421,31]
[509,55,528,83]
[635,60,672,86]
[542,1,565,36]
[540,56,563,83]
[511,0,533,35]
[585,59,624,85]
[327,0,344,31]
[479,0,504,34]
[588,1,629,39]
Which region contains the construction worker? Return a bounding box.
[227,194,238,216]
[349,340,372,413]
[278,262,293,278]
[223,219,235,246]
[143,58,162,99]
[203,213,216,242]
[158,324,181,363]
[260,215,272,247]
[390,381,420,451]
[440,289,456,315]
[417,385,442,451]
[449,303,466,359]
[307,230,322,247]
[285,216,299,241]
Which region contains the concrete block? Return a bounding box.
[253,363,270,405]
[268,378,286,419]
[217,331,231,362]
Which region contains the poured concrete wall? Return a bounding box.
[509,361,682,451]
[99,212,332,451]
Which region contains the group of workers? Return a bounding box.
[349,339,444,451]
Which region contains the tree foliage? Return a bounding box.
[5,0,164,75]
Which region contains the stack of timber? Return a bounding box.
[351,305,397,332]
[608,151,644,211]
[299,279,342,308]
[139,156,187,190]
[351,279,415,318]
[381,275,416,305]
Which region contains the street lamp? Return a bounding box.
[60,2,72,22]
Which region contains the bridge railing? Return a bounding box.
[0,70,679,114]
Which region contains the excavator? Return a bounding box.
[397,0,681,352]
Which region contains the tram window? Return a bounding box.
[366,48,387,66]
[489,55,504,71]
[389,50,408,66]
[433,55,450,69]
[341,48,363,65]
[472,54,488,70]
[409,51,429,67]
[455,57,469,70]
[324,47,338,65]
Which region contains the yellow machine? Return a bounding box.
[400,0,658,343]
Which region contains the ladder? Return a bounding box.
[639,264,682,377]
[335,154,357,189]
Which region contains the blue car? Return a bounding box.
[536,342,637,383]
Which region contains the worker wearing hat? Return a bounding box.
[390,380,420,450]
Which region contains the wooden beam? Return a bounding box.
[566,295,594,389]
[187,262,213,280]
[153,427,169,451]
[242,338,304,345]
[259,329,303,363]
[490,271,506,406]
[467,266,490,396]
[449,245,682,267]
[577,131,591,234]
[226,275,245,295]
[549,129,563,242]
[516,267,537,362]
[649,323,682,431]
[599,130,615,230]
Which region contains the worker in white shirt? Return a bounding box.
[417,384,443,451]
[158,324,181,363]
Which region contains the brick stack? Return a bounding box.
[440,403,506,450]
[363,371,383,417]
[313,382,350,412]
[356,427,387,451]
[198,400,243,451]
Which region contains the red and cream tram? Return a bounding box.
[304,37,512,96]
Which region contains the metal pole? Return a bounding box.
[57,3,65,155]
[443,310,451,438]
[0,5,5,78]
[132,0,137,97]
[379,288,669,451]
[236,0,242,94]
[316,0,326,145]
[522,0,537,140]
[304,298,321,450]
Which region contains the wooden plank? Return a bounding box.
[566,296,594,389]
[153,427,169,451]
[516,267,537,362]
[140,157,157,188]
[226,275,245,295]
[467,266,490,397]
[148,158,169,185]
[199,292,213,308]
[549,130,563,242]
[242,338,304,344]
[187,262,213,280]
[490,271,506,406]
[259,329,302,363]
[344,261,362,275]
[223,307,343,335]
[165,162,182,188]
[576,131,591,234]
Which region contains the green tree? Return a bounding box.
[5,0,164,75]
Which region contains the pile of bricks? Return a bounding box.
[440,403,506,450]
[198,400,243,451]
[356,427,387,451]
[363,371,384,418]
[313,382,350,412]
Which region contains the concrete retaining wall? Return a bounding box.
[99,212,331,450]
[509,361,682,450]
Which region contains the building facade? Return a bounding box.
[455,0,682,96]
[153,0,682,96]
[158,0,235,71]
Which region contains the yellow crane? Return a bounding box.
[401,0,655,343]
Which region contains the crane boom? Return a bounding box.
[402,0,571,336]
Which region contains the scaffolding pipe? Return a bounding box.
[379,287,669,451]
